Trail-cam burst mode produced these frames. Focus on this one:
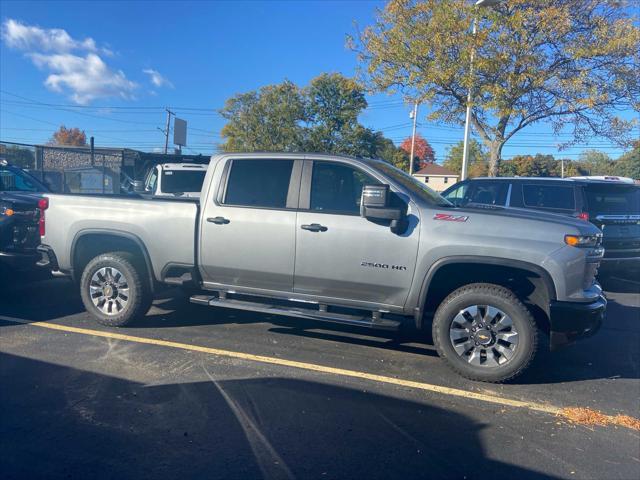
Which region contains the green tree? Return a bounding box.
[351,0,640,176]
[219,80,306,152]
[578,150,614,176]
[613,141,640,179]
[443,140,488,177]
[219,74,397,159]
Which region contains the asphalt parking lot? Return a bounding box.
[1,275,639,480]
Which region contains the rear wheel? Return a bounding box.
[432,283,537,383]
[80,252,152,327]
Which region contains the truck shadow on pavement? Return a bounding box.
[0,351,561,480]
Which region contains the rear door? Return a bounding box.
[519,182,578,216]
[199,157,302,292]
[293,159,420,308]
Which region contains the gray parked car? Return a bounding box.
[37,153,606,382]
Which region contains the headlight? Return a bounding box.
[564,233,602,248]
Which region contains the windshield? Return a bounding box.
[0,166,48,192]
[370,160,452,207]
[585,185,640,215]
[161,169,206,194]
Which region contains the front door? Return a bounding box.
[294,160,420,308]
[199,158,301,292]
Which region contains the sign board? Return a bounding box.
[173,117,187,146]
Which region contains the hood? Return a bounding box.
[452,204,599,234]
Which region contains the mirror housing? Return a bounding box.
[131,180,146,193]
[361,184,404,231]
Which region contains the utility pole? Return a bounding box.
[163,108,174,154]
[561,158,565,178]
[409,102,419,175]
[462,0,501,180]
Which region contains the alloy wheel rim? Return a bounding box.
[449,305,519,368]
[90,267,129,316]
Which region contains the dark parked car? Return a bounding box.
[442,177,640,276]
[0,161,49,273]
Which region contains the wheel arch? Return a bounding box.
[71,229,156,292]
[415,256,557,332]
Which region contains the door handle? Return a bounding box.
[301,223,327,232]
[207,216,230,225]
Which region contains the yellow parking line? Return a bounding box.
[1,315,563,415]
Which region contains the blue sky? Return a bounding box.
[0,0,632,162]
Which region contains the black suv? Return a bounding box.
[0,162,49,272]
[442,177,640,276]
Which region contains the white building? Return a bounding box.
[412,164,459,192]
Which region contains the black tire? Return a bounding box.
[80,251,153,327]
[432,283,537,383]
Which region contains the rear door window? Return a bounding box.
[223,159,294,209]
[522,184,576,212]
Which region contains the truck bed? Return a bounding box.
[42,194,199,280]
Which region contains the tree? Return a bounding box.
[499,154,559,177]
[613,141,640,179]
[578,150,614,176]
[351,0,640,176]
[0,144,35,168]
[303,73,368,153]
[51,126,86,146]
[219,81,306,152]
[443,140,488,178]
[219,74,397,159]
[399,133,435,171]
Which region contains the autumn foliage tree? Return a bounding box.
[352,0,640,176]
[399,133,435,171]
[51,126,87,146]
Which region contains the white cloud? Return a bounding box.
[1,19,136,104]
[30,53,137,105]
[143,68,174,89]
[1,18,107,54]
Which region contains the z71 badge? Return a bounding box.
[433,213,469,222]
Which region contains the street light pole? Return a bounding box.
[409,102,419,175]
[461,0,500,180]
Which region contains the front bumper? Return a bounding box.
[549,295,606,350]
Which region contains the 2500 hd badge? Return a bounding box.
[361,261,408,271]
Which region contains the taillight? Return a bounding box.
[38,197,49,236]
[577,212,589,221]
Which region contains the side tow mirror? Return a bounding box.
[132,180,146,193]
[361,184,405,232]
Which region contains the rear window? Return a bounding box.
[522,184,575,211]
[585,185,640,215]
[161,170,206,194]
[224,159,294,208]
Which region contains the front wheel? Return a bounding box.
[80,252,152,327]
[432,283,538,383]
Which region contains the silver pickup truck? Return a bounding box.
[37,153,606,382]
